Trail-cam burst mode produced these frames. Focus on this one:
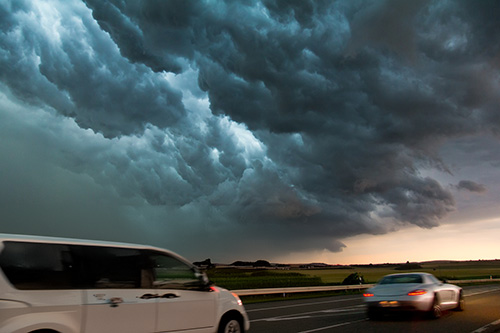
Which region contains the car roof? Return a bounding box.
[0,233,198,269]
[0,233,163,252]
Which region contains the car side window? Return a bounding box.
[80,246,143,289]
[148,252,201,290]
[0,241,76,290]
[428,275,441,284]
[380,274,423,284]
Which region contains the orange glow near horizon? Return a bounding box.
[274,217,500,265]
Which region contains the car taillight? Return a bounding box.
[363,293,374,297]
[408,289,427,296]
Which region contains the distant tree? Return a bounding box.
[231,260,272,267]
[193,258,214,269]
[342,272,365,285]
[231,261,253,267]
[394,262,422,270]
[253,260,271,267]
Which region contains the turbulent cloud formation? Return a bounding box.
[1,0,499,261]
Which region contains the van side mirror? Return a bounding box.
[194,271,212,290]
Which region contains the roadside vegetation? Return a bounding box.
[205,260,500,291]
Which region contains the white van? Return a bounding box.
[0,234,250,333]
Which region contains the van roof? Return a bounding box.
[0,233,162,251]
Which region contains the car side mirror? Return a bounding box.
[195,271,212,290]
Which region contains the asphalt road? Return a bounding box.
[245,284,500,333]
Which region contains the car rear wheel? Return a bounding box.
[366,308,380,320]
[429,296,442,319]
[454,292,465,311]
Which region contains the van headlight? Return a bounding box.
[231,293,243,306]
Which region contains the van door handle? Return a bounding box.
[108,297,123,307]
[140,293,159,299]
[161,293,180,299]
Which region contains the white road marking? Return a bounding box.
[297,319,368,333]
[470,319,500,333]
[245,296,360,313]
[250,305,365,323]
[466,286,500,333]
[465,287,500,297]
[265,316,313,322]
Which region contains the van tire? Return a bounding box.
[218,316,242,333]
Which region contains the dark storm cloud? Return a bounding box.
[1,0,500,260]
[455,180,487,194]
[0,0,185,137]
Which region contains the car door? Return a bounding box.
[80,246,156,333]
[429,275,454,305]
[148,251,217,332]
[438,284,460,307]
[83,289,156,333]
[0,241,84,332]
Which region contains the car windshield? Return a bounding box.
[379,274,423,284]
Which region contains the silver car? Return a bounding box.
[363,272,465,319]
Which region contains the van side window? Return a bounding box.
[148,252,201,290]
[0,241,76,290]
[80,246,143,289]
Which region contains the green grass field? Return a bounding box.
[206,268,324,290]
[206,260,500,290]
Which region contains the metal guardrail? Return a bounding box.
[231,284,375,296]
[231,279,500,296]
[448,278,500,284]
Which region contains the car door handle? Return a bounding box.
[108,297,123,307]
[138,293,180,299]
[140,293,159,299]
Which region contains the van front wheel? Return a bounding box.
[219,317,242,333]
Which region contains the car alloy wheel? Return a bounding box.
[430,297,442,319]
[222,318,241,333]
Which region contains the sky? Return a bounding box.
[1,0,500,265]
